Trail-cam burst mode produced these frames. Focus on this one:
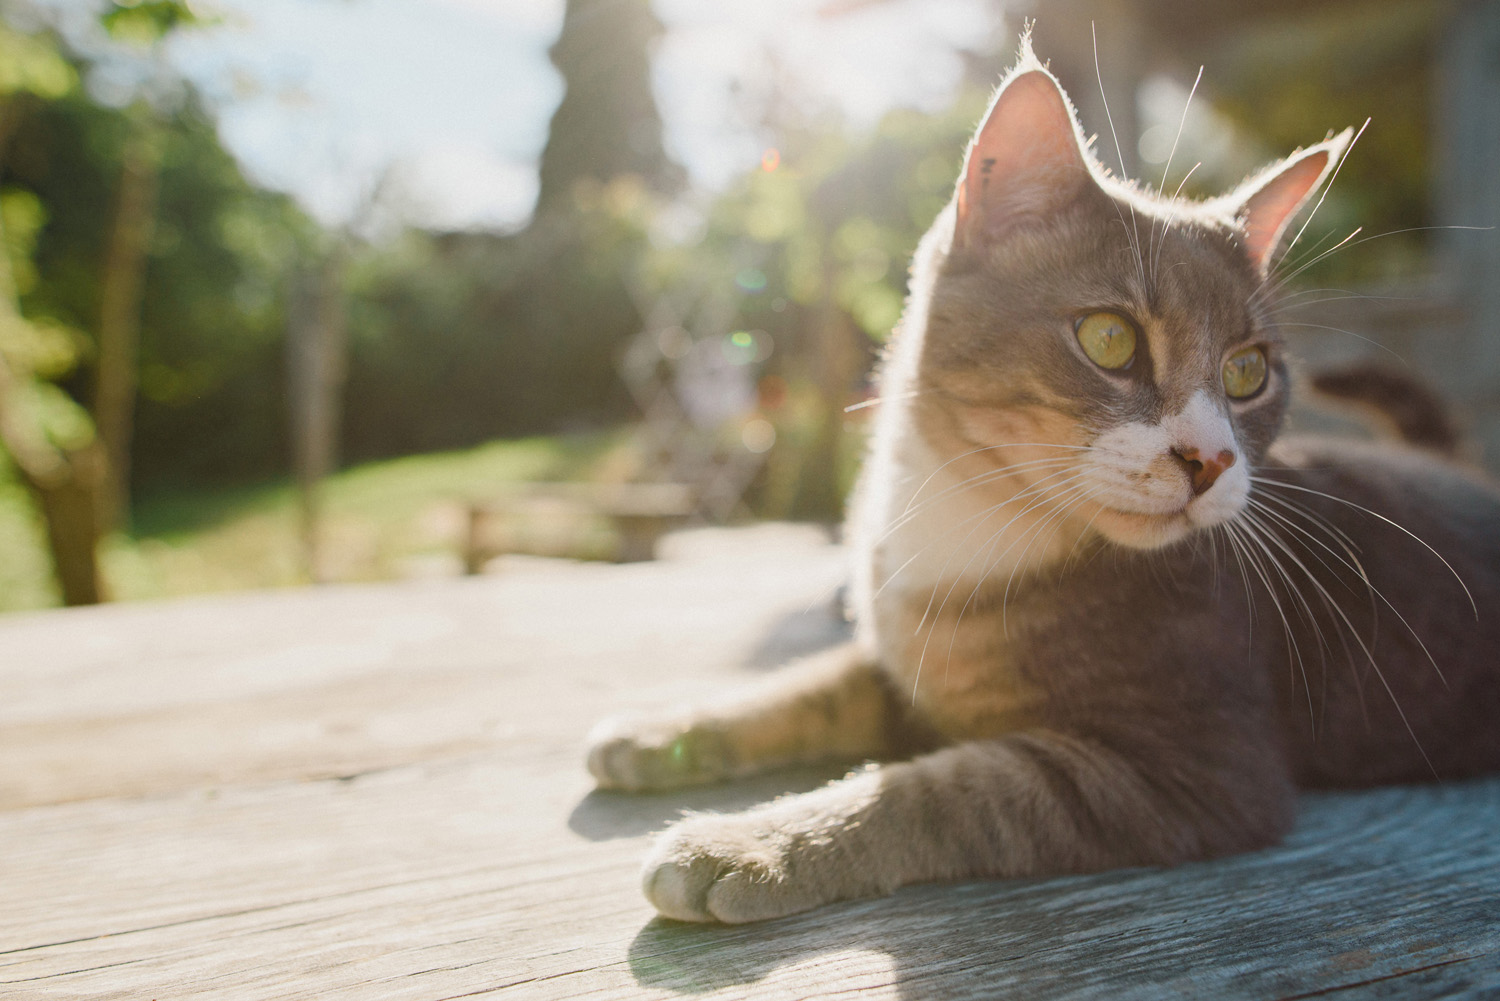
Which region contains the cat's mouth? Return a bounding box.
[1092,490,1245,550]
[1092,505,1193,550]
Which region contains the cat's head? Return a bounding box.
[908,37,1350,551]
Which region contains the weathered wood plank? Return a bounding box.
[0,525,1496,999]
[4,758,1496,999]
[0,526,846,810]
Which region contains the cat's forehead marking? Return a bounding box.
[1144,309,1228,411]
[1129,222,1262,410]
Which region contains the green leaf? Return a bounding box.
[0,24,75,99]
[26,381,97,453]
[1,318,85,381]
[1,189,47,296]
[101,1,205,45]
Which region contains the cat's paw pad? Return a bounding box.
[642,814,812,924]
[585,715,731,791]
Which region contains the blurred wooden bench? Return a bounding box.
[462,481,697,571]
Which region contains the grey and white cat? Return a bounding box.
[586,34,1500,923]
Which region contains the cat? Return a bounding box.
[585,32,1500,924]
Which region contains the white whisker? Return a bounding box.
[1251,475,1477,617]
[1092,22,1146,289]
[1149,65,1203,288]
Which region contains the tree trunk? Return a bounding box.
[21,443,109,605]
[92,123,160,535]
[0,351,109,606]
[286,251,348,583]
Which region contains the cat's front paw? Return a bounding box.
[585,714,732,792]
[642,812,820,924]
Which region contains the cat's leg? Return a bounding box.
[643,728,1295,922]
[587,641,910,792]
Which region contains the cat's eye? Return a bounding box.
[1222,346,1268,399]
[1075,312,1137,370]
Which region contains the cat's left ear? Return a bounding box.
[954,62,1094,252]
[1233,128,1353,274]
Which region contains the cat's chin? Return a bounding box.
[1092,508,1195,551]
[1094,500,1245,551]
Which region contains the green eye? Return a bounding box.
[1223,346,1268,399]
[1076,311,1137,370]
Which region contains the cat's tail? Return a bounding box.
[1307,362,1462,458]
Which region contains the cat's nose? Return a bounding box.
[1172,446,1235,496]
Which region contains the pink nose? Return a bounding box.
[1173,447,1235,496]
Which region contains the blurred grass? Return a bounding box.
[0,430,631,614]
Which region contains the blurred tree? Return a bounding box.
[340,188,647,463]
[91,110,158,532]
[1206,2,1437,284]
[90,0,210,532]
[642,89,990,520]
[340,0,682,469]
[11,68,318,492]
[0,15,105,603]
[1,4,320,602]
[286,247,346,582]
[535,0,683,218]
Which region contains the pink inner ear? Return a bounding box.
[957,70,1088,247]
[1241,151,1332,271]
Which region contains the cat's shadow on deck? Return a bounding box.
[612,778,1500,997]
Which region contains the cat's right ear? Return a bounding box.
[954,67,1092,252]
[1232,128,1353,275]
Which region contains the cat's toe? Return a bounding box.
[585,715,729,791]
[584,717,649,790]
[642,815,811,924]
[641,848,717,922]
[702,868,811,924]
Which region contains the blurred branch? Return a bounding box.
[93,117,161,533]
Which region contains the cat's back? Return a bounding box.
[1256,437,1500,786]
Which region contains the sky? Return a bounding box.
[146,0,997,231]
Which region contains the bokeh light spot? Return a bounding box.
[723,330,772,364]
[742,418,776,454]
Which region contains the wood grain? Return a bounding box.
[0,525,1495,999]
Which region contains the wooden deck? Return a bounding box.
[2,523,1497,999]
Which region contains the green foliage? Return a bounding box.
[0,190,86,385]
[0,459,58,608]
[1205,2,1439,284]
[0,19,73,99]
[7,81,320,487]
[341,190,647,463]
[100,0,206,45]
[629,97,989,521]
[0,1,1455,608]
[1,188,46,295]
[648,94,985,353]
[0,19,99,486]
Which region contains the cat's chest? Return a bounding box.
[876,581,1050,737]
[851,421,1078,729]
[855,420,1073,613]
